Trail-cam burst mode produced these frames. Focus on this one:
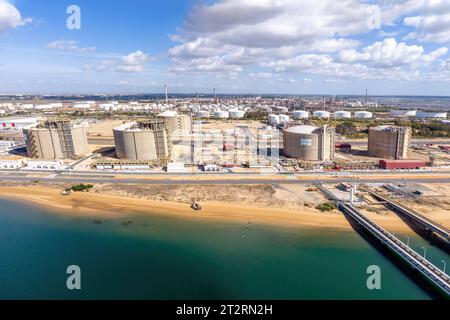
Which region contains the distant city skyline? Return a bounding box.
[1,0,450,95]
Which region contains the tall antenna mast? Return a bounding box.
[213,88,217,104]
[365,89,368,106]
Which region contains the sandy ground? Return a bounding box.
[0,185,438,234]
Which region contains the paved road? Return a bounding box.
[2,174,450,185]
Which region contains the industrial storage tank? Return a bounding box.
[196,111,211,118]
[113,120,170,161]
[333,111,352,119]
[292,110,309,120]
[157,111,192,136]
[313,111,330,119]
[229,109,246,119]
[368,125,411,159]
[279,114,290,123]
[354,111,373,119]
[24,119,89,159]
[283,125,335,161]
[214,110,230,119]
[268,114,280,125]
[415,111,447,119]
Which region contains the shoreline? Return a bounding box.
[0,186,434,235]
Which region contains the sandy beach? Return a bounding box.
[0,185,443,235]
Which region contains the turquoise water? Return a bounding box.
[0,198,446,300]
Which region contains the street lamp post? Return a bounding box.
[405,236,410,247]
[441,260,447,274]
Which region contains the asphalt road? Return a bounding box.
[1,174,450,185]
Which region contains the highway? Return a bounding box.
[2,172,450,185]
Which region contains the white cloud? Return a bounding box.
[47,40,96,53]
[117,50,150,73]
[0,0,32,32]
[403,0,450,43]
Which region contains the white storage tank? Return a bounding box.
[333,111,352,119]
[354,111,373,119]
[292,110,309,120]
[279,114,290,123]
[196,111,211,118]
[313,111,330,119]
[268,115,280,125]
[229,109,246,119]
[214,110,230,119]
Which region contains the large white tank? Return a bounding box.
[354,111,373,119]
[279,114,290,123]
[333,111,352,119]
[214,110,230,119]
[229,109,246,119]
[196,111,211,118]
[268,114,280,125]
[313,111,330,118]
[292,110,309,119]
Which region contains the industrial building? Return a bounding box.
[113,119,170,161]
[379,160,426,170]
[0,117,39,131]
[283,125,335,161]
[24,120,89,159]
[157,111,192,136]
[368,125,411,160]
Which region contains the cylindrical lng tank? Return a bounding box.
[114,124,158,161]
[292,110,309,120]
[283,125,320,161]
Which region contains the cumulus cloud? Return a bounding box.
[47,40,96,53]
[167,0,450,82]
[117,50,150,73]
[403,0,450,43]
[0,0,32,32]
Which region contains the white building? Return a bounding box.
[0,159,26,169]
[166,162,187,173]
[415,111,447,119]
[0,117,40,131]
[26,160,66,171]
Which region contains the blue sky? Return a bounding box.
[1,0,450,95]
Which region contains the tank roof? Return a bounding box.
[284,125,318,134]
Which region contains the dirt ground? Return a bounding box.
[86,119,125,137]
